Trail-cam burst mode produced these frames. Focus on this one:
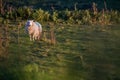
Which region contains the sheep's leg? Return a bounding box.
[32,35,35,41]
[38,32,41,40]
[30,35,32,41]
[36,34,39,40]
[34,33,39,41]
[33,38,34,41]
[32,36,34,41]
[34,36,37,40]
[37,36,40,40]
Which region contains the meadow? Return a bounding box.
[0,1,120,79]
[0,20,120,80]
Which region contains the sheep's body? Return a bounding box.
[25,20,42,41]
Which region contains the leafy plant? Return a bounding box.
[32,9,50,22]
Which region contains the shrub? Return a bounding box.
[1,6,120,25]
[32,9,50,22]
[51,11,59,23]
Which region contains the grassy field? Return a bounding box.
[0,22,120,80]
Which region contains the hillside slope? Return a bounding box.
[0,22,120,80]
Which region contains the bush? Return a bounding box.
[1,6,120,25]
[32,9,50,22]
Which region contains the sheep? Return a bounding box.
[25,20,42,41]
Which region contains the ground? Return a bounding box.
[0,23,120,80]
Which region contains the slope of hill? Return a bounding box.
[0,22,120,80]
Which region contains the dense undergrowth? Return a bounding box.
[0,2,120,25]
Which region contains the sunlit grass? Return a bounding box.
[0,23,120,80]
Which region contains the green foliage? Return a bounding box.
[1,6,120,25]
[80,10,92,24]
[109,10,120,23]
[16,7,33,19]
[32,9,50,22]
[1,7,34,20]
[52,11,59,23]
[23,63,39,72]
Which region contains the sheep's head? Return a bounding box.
[25,20,34,33]
[26,20,34,27]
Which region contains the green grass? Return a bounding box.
[0,23,120,80]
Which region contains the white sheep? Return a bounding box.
[25,20,42,41]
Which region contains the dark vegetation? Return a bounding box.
[0,0,120,80]
[0,0,120,25]
[2,0,120,10]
